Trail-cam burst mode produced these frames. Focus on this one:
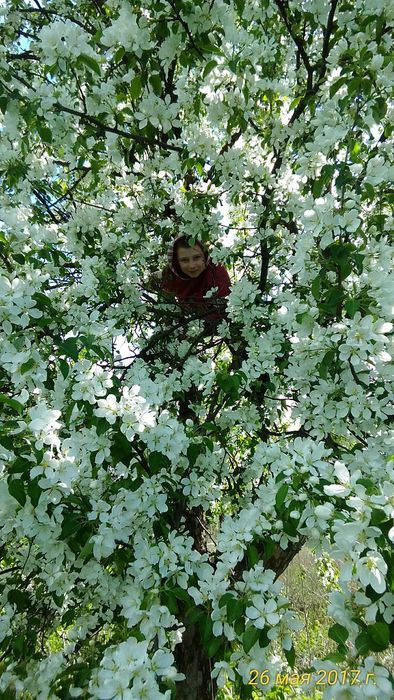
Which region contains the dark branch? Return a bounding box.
[18,7,96,35]
[273,0,314,89]
[321,0,339,72]
[53,103,183,153]
[31,187,62,224]
[258,241,270,294]
[6,51,39,61]
[51,168,91,208]
[166,0,205,59]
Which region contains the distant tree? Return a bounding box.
[0,1,393,698]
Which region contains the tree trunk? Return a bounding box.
[174,622,216,700]
[267,537,307,579]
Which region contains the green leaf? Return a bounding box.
[363,182,375,201]
[172,587,191,603]
[187,442,204,466]
[61,513,81,539]
[329,76,347,98]
[243,626,260,653]
[246,544,259,567]
[275,483,289,511]
[262,538,275,561]
[130,75,142,99]
[289,95,302,110]
[148,451,171,473]
[217,371,242,398]
[322,288,343,313]
[348,76,360,96]
[319,349,336,379]
[203,60,217,79]
[284,643,296,668]
[259,627,270,647]
[234,617,245,635]
[203,437,214,453]
[355,631,370,656]
[113,46,125,63]
[33,291,53,311]
[37,122,52,143]
[0,394,23,415]
[162,590,178,614]
[283,519,298,537]
[328,623,349,647]
[207,635,223,658]
[110,430,132,463]
[311,275,320,300]
[0,96,8,113]
[345,298,360,318]
[8,479,26,506]
[9,457,31,474]
[20,358,35,375]
[366,622,390,651]
[187,606,204,624]
[201,615,214,645]
[357,478,375,491]
[8,589,31,612]
[78,53,101,76]
[226,597,244,624]
[235,0,245,17]
[219,592,234,609]
[312,177,324,198]
[353,253,364,274]
[59,359,69,379]
[79,540,94,561]
[59,337,79,361]
[149,74,161,95]
[27,477,41,507]
[372,96,387,122]
[370,508,389,526]
[96,417,111,436]
[197,40,223,56]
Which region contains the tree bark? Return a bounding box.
[174,622,216,700]
[266,537,307,579]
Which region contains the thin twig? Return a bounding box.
[54,103,183,153]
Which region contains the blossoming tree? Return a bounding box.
[0,0,393,698]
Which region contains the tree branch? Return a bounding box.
[273,0,314,89]
[166,0,205,59]
[19,7,96,35]
[31,187,62,224]
[50,168,91,208]
[321,0,339,73]
[53,103,183,153]
[6,51,39,61]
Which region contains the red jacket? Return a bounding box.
[161,238,231,319]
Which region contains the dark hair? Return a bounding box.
[169,236,209,277]
[173,236,205,256]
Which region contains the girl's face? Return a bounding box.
[176,245,206,277]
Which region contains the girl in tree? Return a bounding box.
[143,237,233,366]
[160,236,231,321]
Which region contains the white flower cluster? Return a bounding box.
[88,637,182,699]
[101,3,153,54]
[0,273,47,328]
[38,19,99,65]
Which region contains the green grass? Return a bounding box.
[219,547,394,699]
